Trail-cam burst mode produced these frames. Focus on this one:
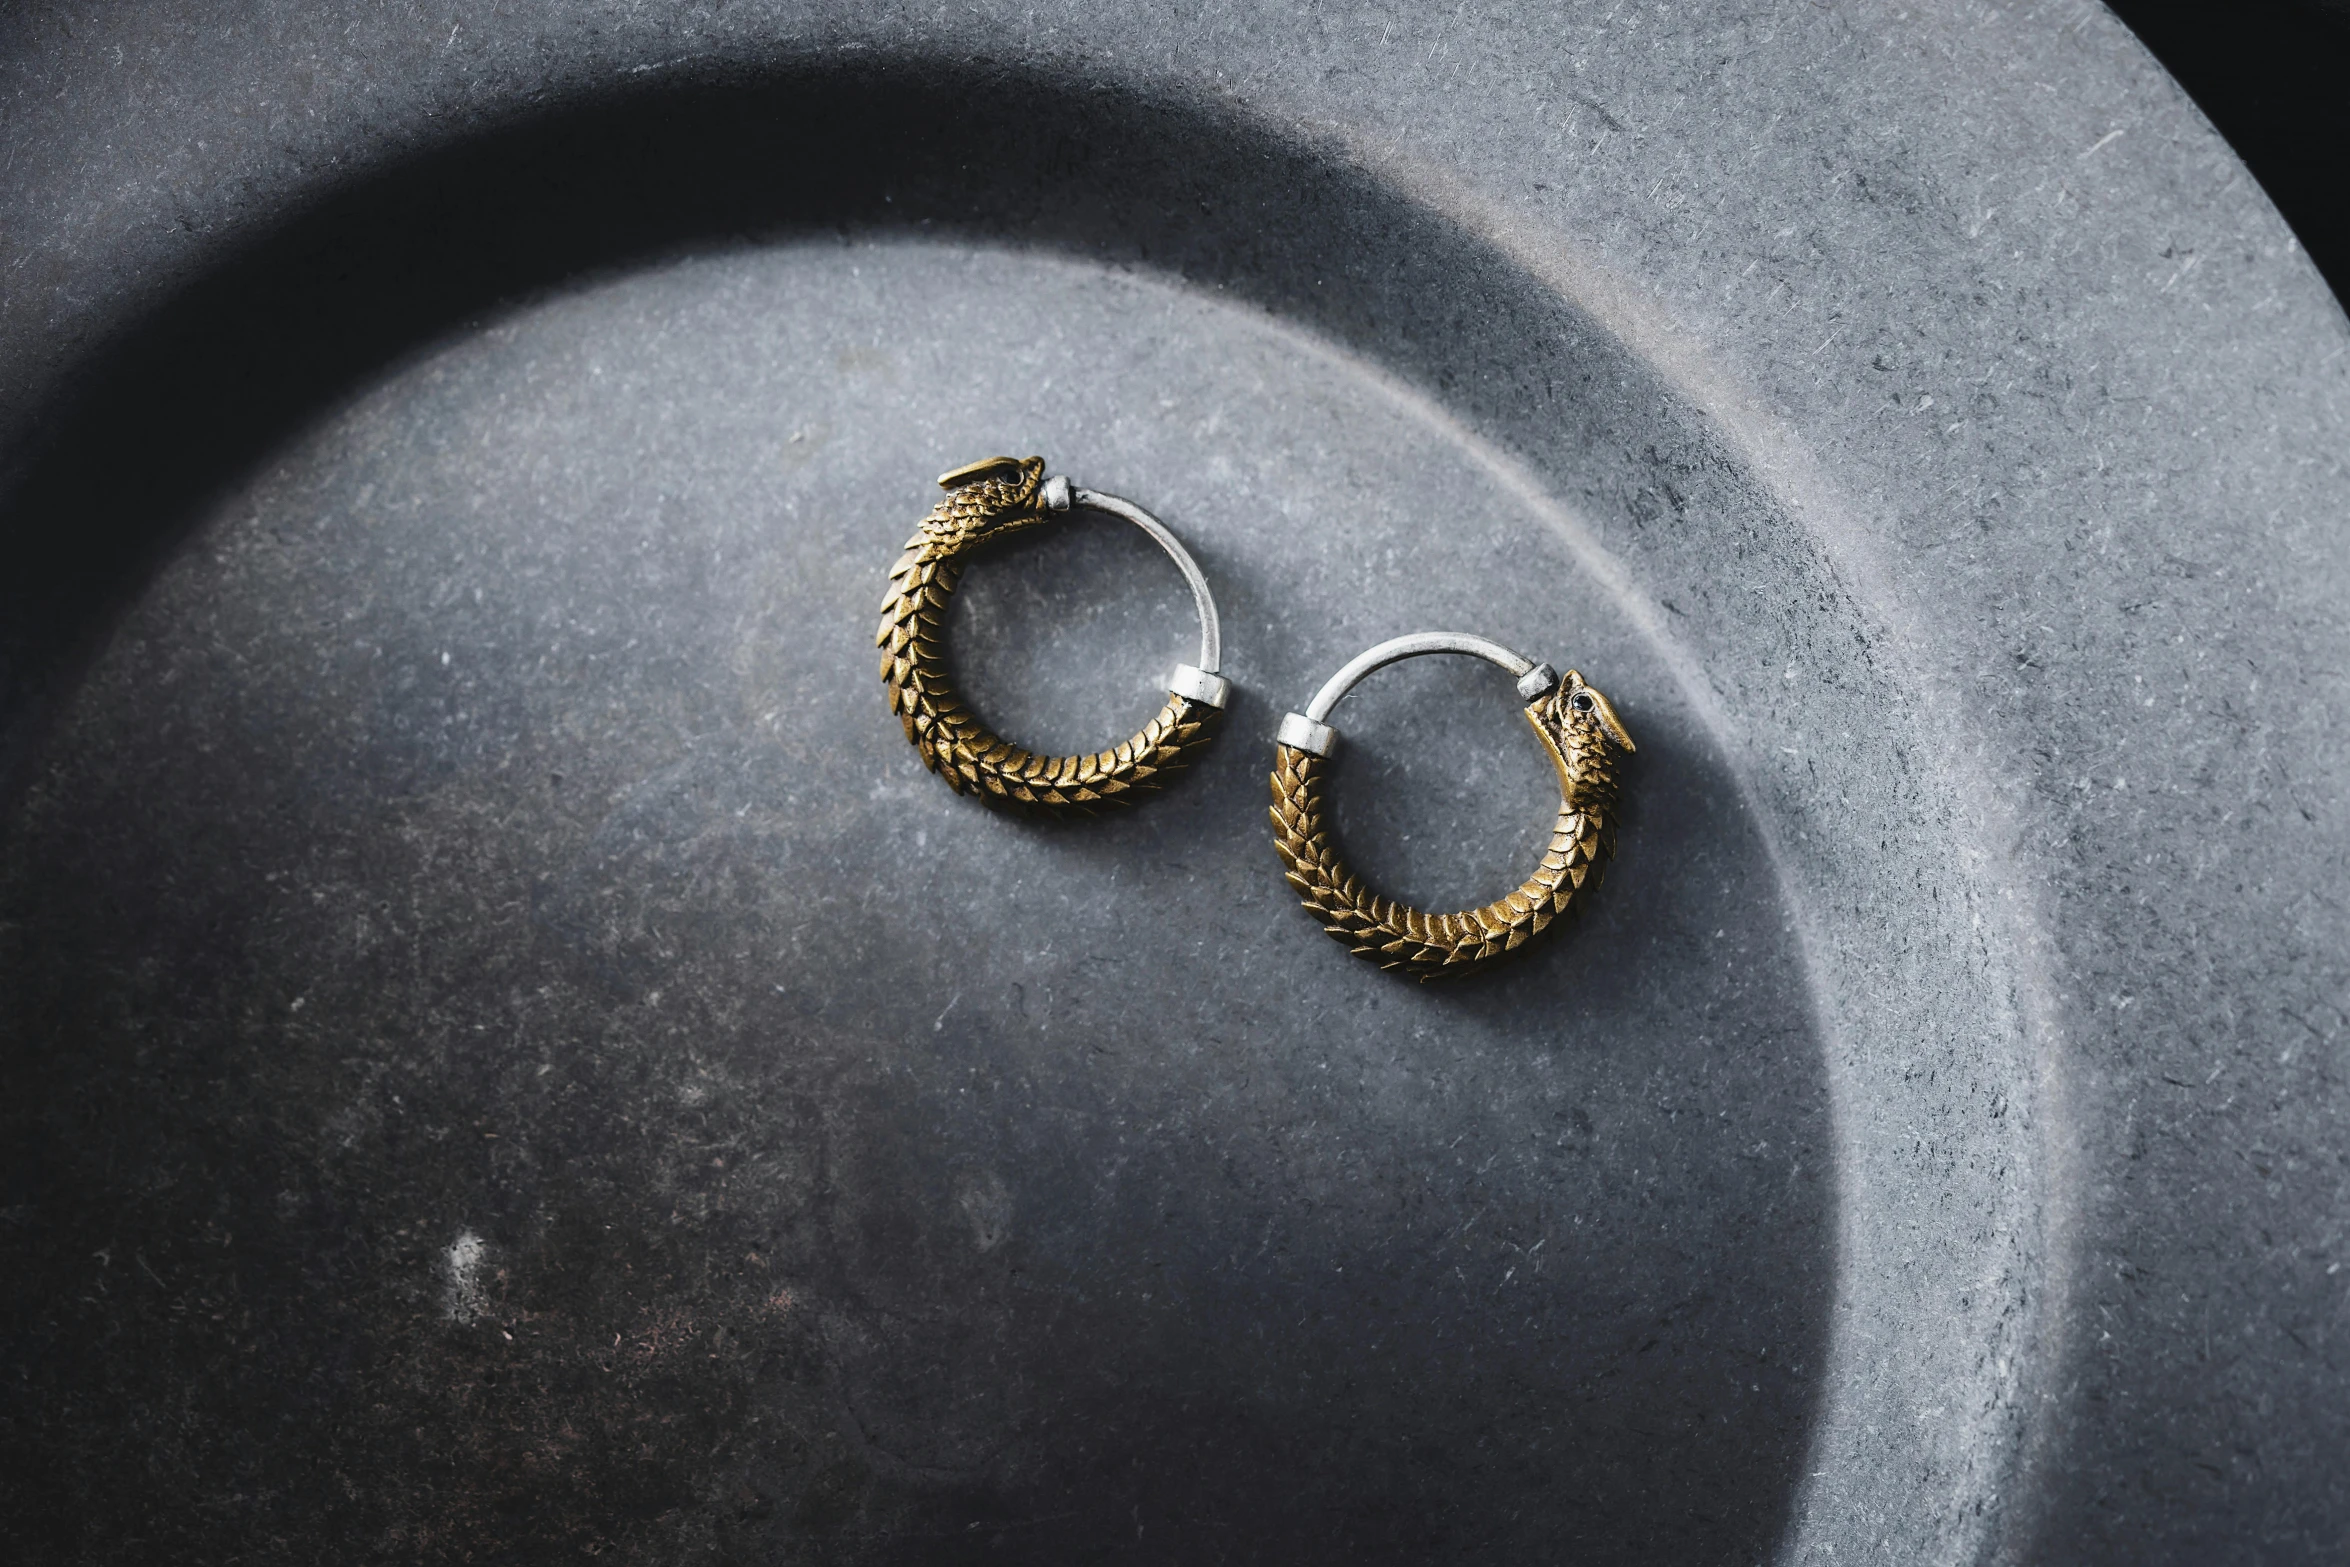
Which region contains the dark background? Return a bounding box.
[2106,0,2350,305]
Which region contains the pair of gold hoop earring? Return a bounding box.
[878,456,1637,980]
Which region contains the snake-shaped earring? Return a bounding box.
[879,456,1230,812]
[1270,633,1636,980]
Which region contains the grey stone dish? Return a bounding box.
[0,3,2343,1562]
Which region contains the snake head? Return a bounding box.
[920,455,1056,552]
[1525,668,1635,800]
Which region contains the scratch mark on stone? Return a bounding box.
[443,1229,489,1322]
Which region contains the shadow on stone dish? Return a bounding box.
[0,56,1834,1567]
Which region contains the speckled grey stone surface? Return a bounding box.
[0,3,2344,1564]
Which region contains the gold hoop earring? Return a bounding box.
[879,456,1230,813]
[1270,634,1635,979]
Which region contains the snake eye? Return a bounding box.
[1569,690,1595,713]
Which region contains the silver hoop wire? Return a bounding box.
[1058,482,1224,691]
[1275,632,1559,757]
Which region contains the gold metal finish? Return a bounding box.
[878,455,1222,812]
[1270,671,1634,980]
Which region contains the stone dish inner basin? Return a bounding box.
[1,71,2034,1567]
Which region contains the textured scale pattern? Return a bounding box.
[1270,673,1632,980]
[879,456,1223,812]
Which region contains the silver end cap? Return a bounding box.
[1039,474,1074,512]
[1167,663,1230,709]
[1276,712,1338,757]
[1516,662,1560,701]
